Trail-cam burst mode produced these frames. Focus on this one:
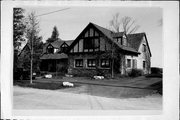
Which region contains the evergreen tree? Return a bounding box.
[13,8,26,50]
[13,8,26,81]
[46,26,59,43]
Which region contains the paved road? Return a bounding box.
[13,86,162,110]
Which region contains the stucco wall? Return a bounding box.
[125,36,151,74]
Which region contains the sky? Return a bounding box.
[24,6,162,68]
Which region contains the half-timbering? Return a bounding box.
[67,22,151,77]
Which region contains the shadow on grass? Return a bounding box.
[14,81,80,90]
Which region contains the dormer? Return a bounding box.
[46,44,54,54]
[112,32,127,46]
[60,42,69,53]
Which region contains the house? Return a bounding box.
[67,22,151,77]
[40,39,73,73]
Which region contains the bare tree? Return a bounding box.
[109,13,140,77]
[121,16,140,34]
[109,13,121,33]
[110,13,140,34]
[25,11,41,84]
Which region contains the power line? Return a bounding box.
[35,8,70,17]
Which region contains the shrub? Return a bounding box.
[128,69,143,77]
[151,67,163,74]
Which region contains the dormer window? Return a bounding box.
[47,45,54,54]
[117,37,122,44]
[61,43,68,53]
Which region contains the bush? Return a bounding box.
[145,74,162,78]
[151,67,162,74]
[128,69,143,77]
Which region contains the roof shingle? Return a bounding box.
[91,22,139,54]
[40,53,68,60]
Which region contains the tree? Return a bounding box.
[13,8,26,51]
[109,13,140,78]
[109,13,140,34]
[13,8,26,81]
[25,11,43,83]
[46,26,59,43]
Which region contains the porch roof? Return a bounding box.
[40,53,68,60]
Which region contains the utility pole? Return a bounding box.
[30,27,34,84]
[28,8,70,83]
[111,42,114,79]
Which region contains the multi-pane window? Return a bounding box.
[143,61,146,69]
[127,59,131,68]
[101,59,110,68]
[87,59,96,67]
[83,28,99,50]
[75,59,83,67]
[84,38,99,50]
[84,38,94,49]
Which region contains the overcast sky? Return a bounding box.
[24,7,162,68]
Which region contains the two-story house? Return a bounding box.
[67,22,151,77]
[40,39,73,73]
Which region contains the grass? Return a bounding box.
[14,81,79,90]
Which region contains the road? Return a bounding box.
[13,86,162,110]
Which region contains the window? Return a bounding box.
[143,61,146,69]
[84,38,94,49]
[101,59,110,68]
[116,37,122,44]
[87,59,96,67]
[127,59,131,68]
[123,36,127,46]
[84,38,99,50]
[61,44,68,53]
[121,38,123,45]
[132,59,137,69]
[75,59,83,67]
[47,45,54,54]
[143,44,146,52]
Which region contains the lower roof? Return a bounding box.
[40,53,68,60]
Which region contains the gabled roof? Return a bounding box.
[40,53,68,60]
[65,40,74,46]
[69,22,152,56]
[127,33,152,57]
[18,43,31,57]
[91,23,139,54]
[111,32,124,38]
[51,39,64,48]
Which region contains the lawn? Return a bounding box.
[14,76,162,99]
[14,80,80,90]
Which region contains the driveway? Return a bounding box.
[13,86,162,110]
